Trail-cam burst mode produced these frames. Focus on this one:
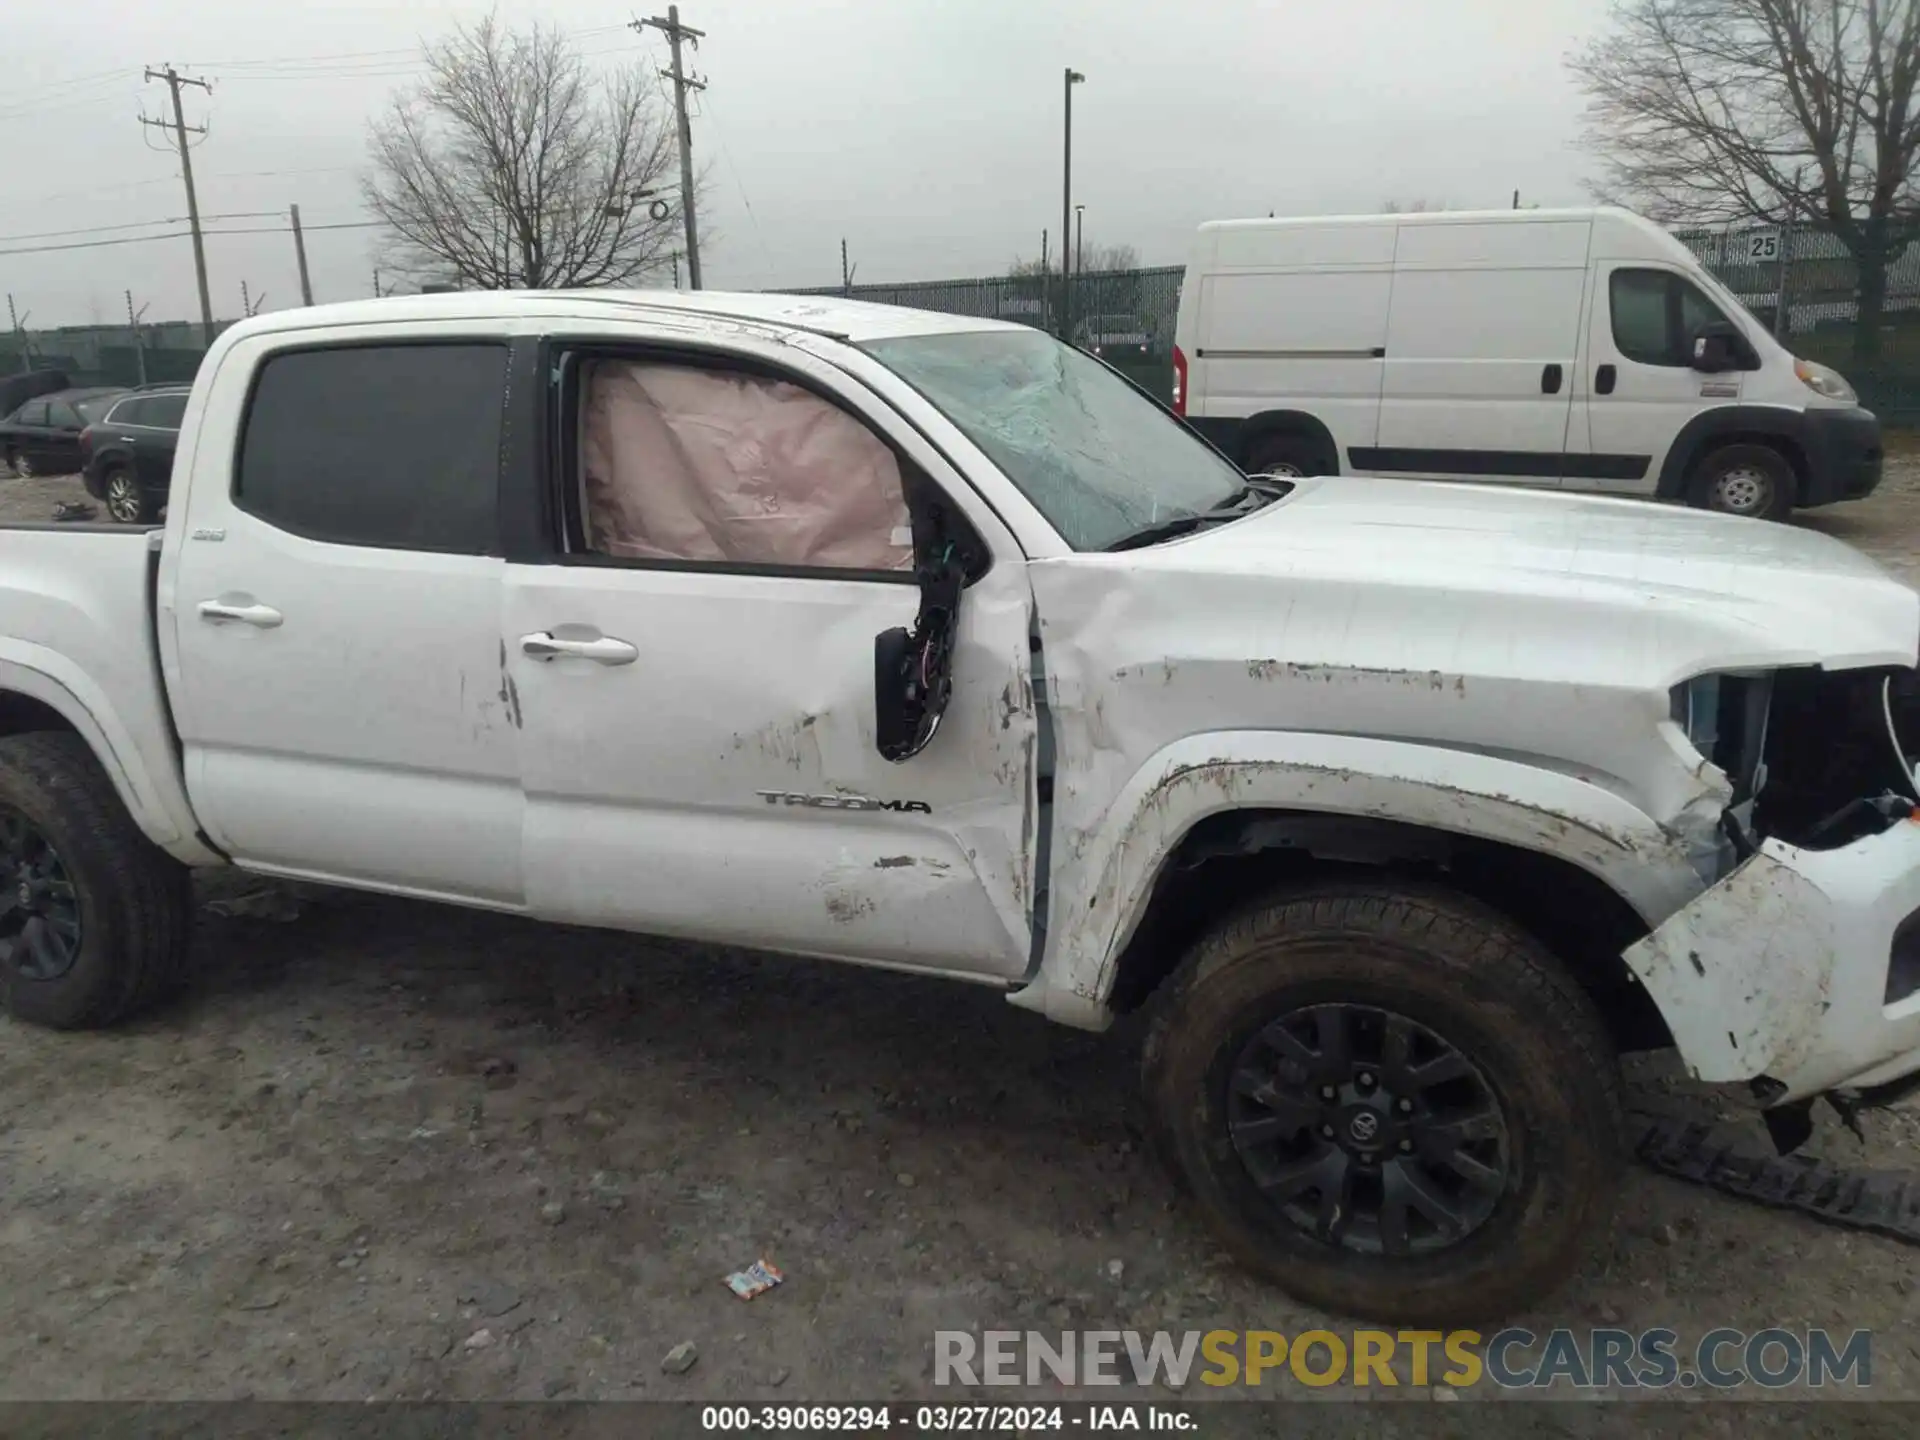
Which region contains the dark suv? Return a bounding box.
[81,387,190,523]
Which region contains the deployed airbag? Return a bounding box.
[581,359,913,571]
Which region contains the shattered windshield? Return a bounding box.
[861,329,1243,551]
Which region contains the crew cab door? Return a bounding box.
[500,334,1039,976]
[159,326,525,904]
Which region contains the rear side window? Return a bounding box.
[9,402,47,426]
[147,392,188,429]
[108,398,149,426]
[236,344,504,553]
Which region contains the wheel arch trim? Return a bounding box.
[0,653,215,865]
[1010,730,1705,1029]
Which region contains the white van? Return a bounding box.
[1171,206,1882,519]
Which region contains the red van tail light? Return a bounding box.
[1171,344,1188,416]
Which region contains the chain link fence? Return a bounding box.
[1,321,222,389]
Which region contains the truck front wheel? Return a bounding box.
[1142,882,1623,1325]
[0,732,191,1029]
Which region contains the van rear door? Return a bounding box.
[1360,218,1590,488]
[1190,221,1393,468]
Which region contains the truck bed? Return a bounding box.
[0,526,204,854]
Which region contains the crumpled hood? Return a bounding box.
[1026,476,1918,834]
[1133,475,1919,674]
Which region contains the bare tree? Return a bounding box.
[365,17,684,291]
[1079,242,1140,274]
[1571,0,1920,358]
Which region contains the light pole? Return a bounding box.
[1062,67,1084,341]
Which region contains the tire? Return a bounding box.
[1687,443,1795,520]
[102,466,154,524]
[0,732,192,1029]
[1142,881,1623,1326]
[1245,432,1328,479]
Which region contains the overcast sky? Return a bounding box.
[4,0,1611,329]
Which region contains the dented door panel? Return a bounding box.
[507,564,1039,976]
[1625,824,1920,1099]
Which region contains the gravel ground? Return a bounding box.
[2,459,1919,1411]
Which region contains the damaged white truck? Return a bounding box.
[3,292,1919,1324]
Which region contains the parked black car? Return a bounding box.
[80,386,190,523]
[1,387,127,478]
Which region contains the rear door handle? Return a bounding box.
[520,632,638,666]
[1541,363,1563,395]
[1595,363,1618,396]
[198,600,283,628]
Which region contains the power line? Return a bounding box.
[0,218,379,260]
[0,212,282,245]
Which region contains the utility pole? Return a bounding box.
[142,65,214,345]
[7,294,28,373]
[841,237,855,296]
[1513,188,1520,210]
[126,291,150,385]
[290,204,314,305]
[636,7,705,289]
[1061,67,1085,341]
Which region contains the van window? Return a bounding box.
[1609,269,1736,367]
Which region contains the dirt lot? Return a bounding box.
[2,459,1919,1412]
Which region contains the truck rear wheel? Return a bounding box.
[0,732,191,1029]
[1142,881,1623,1325]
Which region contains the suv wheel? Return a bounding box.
[1688,443,1794,520]
[103,467,152,524]
[1142,881,1623,1325]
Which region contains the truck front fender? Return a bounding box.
[0,649,218,866]
[1012,730,1708,1029]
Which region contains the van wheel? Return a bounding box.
[1141,881,1623,1326]
[0,733,192,1029]
[1688,443,1794,520]
[1245,433,1327,478]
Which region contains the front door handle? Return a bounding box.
[1595,363,1618,396]
[198,600,283,628]
[1541,363,1563,395]
[520,632,638,666]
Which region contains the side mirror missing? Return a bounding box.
[875,556,963,763]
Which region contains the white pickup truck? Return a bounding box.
[4,291,1920,1325]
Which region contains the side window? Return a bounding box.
[575,357,912,573]
[148,393,188,430]
[1609,269,1738,368]
[46,401,79,428]
[109,398,150,427]
[236,343,504,554]
[13,402,48,426]
[1609,269,1674,366]
[1676,278,1732,344]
